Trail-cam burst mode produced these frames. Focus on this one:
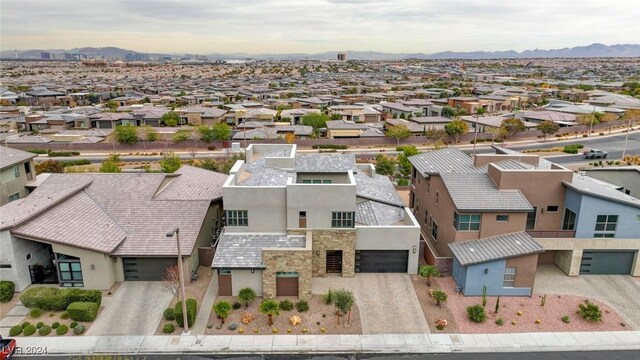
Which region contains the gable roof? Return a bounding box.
[154,165,228,201]
[0,147,36,170]
[449,232,544,266]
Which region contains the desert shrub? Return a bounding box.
[325,289,334,305]
[56,324,69,335]
[562,315,571,323]
[23,324,37,336]
[279,300,294,311]
[295,300,310,312]
[397,178,410,186]
[48,151,81,157]
[495,318,504,326]
[26,148,48,154]
[238,288,256,309]
[175,298,197,328]
[9,325,22,336]
[73,324,86,335]
[232,302,242,310]
[20,287,101,311]
[39,325,52,336]
[36,321,44,329]
[67,302,99,322]
[29,308,43,318]
[467,304,487,323]
[312,144,348,150]
[52,321,60,329]
[578,300,602,322]
[163,308,175,321]
[60,312,69,319]
[163,323,175,333]
[0,280,15,302]
[21,321,31,328]
[70,321,78,329]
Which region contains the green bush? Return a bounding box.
[162,323,175,334]
[578,300,602,322]
[39,325,52,336]
[23,324,37,336]
[22,321,31,328]
[0,280,15,302]
[60,311,69,319]
[70,321,78,329]
[26,148,48,154]
[36,321,44,329]
[467,304,487,323]
[29,308,43,318]
[21,287,102,311]
[67,302,99,322]
[397,178,410,186]
[56,324,69,335]
[325,289,334,305]
[495,318,504,326]
[61,159,92,167]
[9,325,22,336]
[52,321,60,329]
[279,300,294,311]
[48,151,81,157]
[312,144,348,150]
[232,302,242,310]
[562,315,571,323]
[73,324,86,335]
[175,298,197,328]
[163,307,175,321]
[295,300,310,312]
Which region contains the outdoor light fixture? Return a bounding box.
[166,227,189,335]
[484,268,489,274]
[316,251,320,256]
[412,246,417,254]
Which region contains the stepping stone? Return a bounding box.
[7,305,30,317]
[0,316,23,328]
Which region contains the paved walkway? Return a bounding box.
[192,274,218,335]
[0,302,28,337]
[87,282,172,336]
[534,265,640,330]
[312,274,429,334]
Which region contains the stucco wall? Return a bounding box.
[223,186,287,233]
[355,221,420,274]
[585,170,640,198]
[0,232,52,292]
[459,259,532,296]
[309,229,356,277]
[0,160,33,206]
[286,180,356,229]
[567,188,640,238]
[505,253,538,289]
[190,203,221,272]
[231,269,263,296]
[52,243,118,290]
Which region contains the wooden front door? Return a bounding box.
[299,211,307,228]
[218,271,232,296]
[326,250,343,273]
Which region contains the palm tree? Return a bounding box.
[238,288,256,309]
[432,290,448,308]
[259,299,280,326]
[419,265,440,287]
[213,301,232,325]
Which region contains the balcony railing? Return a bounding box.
[526,230,576,238]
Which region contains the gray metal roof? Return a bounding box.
[408,148,483,176]
[355,200,405,226]
[354,172,404,207]
[440,173,533,212]
[295,154,356,173]
[448,232,544,266]
[212,233,307,268]
[563,174,640,209]
[0,147,37,170]
[492,160,534,170]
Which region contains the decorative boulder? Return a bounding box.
[289,315,302,326]
[241,312,255,325]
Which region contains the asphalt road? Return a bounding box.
[15,350,640,360]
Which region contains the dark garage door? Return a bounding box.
[355,250,409,273]
[580,251,636,275]
[276,273,299,296]
[123,257,177,281]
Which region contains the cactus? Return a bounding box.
[482,285,487,308]
[494,296,500,314]
[541,294,547,307]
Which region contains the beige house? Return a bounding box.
[0,147,36,206]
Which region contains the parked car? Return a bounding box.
[583,149,608,159]
[0,338,16,360]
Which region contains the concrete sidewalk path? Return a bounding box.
[191,273,218,335]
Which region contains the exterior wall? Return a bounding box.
[455,258,533,296]
[262,237,312,300]
[52,243,118,290]
[190,203,221,272]
[309,229,356,277]
[296,173,350,184]
[286,179,356,229]
[0,232,52,292]
[505,254,538,289]
[568,188,640,239]
[477,155,540,168]
[223,186,287,233]
[478,212,527,238]
[327,129,363,139]
[0,160,34,206]
[584,170,640,198]
[231,269,263,296]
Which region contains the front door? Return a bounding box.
[326,250,343,273]
[218,269,232,296]
[299,211,307,228]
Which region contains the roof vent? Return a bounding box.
[469,248,475,252]
[515,240,522,245]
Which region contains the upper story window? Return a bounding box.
[225,210,248,226]
[301,179,332,184]
[8,193,20,203]
[496,215,509,222]
[331,212,354,228]
[546,205,559,212]
[453,212,481,231]
[431,221,438,242]
[594,215,617,238]
[562,209,577,230]
[13,165,20,179]
[435,191,438,206]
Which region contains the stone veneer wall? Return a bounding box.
[262,233,313,300]
[309,229,356,277]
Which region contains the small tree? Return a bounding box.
[442,106,456,118]
[197,126,215,142]
[160,151,182,173]
[197,159,220,172]
[212,122,231,141]
[161,111,180,127]
[99,153,121,173]
[397,145,419,177]
[143,126,158,141]
[333,289,355,325]
[444,119,469,144]
[173,130,191,142]
[259,299,280,326]
[375,154,396,176]
[476,107,487,115]
[161,264,180,298]
[386,124,412,146]
[432,290,448,308]
[213,301,232,325]
[301,113,328,130]
[105,100,118,111]
[419,264,440,287]
[499,118,526,140]
[537,120,559,142]
[115,125,139,144]
[35,160,65,174]
[238,288,256,309]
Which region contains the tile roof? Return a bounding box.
[212,233,307,268]
[408,148,483,176]
[440,173,533,212]
[154,165,228,201]
[295,154,357,173]
[449,232,544,266]
[354,172,404,207]
[355,200,405,226]
[0,147,36,170]
[326,120,368,130]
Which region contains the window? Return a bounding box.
[431,221,438,241]
[58,262,83,287]
[302,179,332,184]
[299,211,306,218]
[322,179,332,184]
[302,179,312,184]
[546,205,559,212]
[496,215,509,222]
[26,254,31,260]
[0,264,11,269]
[594,215,617,238]
[8,193,19,202]
[453,213,481,231]
[225,210,248,226]
[353,115,360,122]
[424,210,429,226]
[503,267,516,287]
[331,212,354,228]
[13,165,20,179]
[562,209,577,230]
[636,215,640,222]
[435,191,438,206]
[526,206,537,230]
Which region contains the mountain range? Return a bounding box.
[2,43,639,61]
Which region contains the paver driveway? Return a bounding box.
[87,282,172,335]
[312,273,430,334]
[534,265,640,329]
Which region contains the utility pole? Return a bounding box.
[621,116,632,161]
[472,114,479,157]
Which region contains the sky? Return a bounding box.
[1,0,638,54]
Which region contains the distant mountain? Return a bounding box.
[2,43,639,61]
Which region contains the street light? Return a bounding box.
[588,106,596,138]
[166,227,189,335]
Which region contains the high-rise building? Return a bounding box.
[337,53,347,61]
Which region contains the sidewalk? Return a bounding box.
[11,331,640,355]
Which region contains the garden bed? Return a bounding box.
[204,295,362,335]
[410,275,459,333]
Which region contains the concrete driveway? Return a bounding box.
[534,265,640,330]
[87,282,173,335]
[313,273,429,334]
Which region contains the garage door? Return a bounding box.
[580,251,636,275]
[122,257,177,281]
[276,272,299,296]
[355,250,409,273]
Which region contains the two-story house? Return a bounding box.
[0,147,37,206]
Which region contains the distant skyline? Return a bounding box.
[1,0,638,54]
